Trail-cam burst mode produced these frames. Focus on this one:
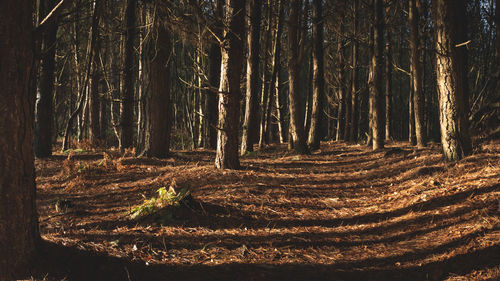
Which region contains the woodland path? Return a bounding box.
[33,141,500,281]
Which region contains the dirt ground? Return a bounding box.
[30,140,500,281]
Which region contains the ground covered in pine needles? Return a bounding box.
[31,140,500,281]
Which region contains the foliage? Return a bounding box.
[129,184,191,221]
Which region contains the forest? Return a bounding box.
[0,0,499,280]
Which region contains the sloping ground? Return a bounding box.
[32,141,500,281]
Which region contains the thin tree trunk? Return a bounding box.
[307,0,324,150]
[433,0,472,161]
[410,0,426,147]
[385,2,392,141]
[215,0,246,169]
[272,0,285,144]
[89,0,102,146]
[336,25,346,141]
[350,0,359,142]
[258,3,273,148]
[241,0,262,155]
[62,0,99,151]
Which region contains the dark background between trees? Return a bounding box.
[0,0,499,279]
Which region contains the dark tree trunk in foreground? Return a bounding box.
[141,12,172,158]
[241,0,262,155]
[215,0,246,169]
[349,0,359,142]
[371,0,385,150]
[433,0,472,161]
[35,0,58,158]
[0,0,40,279]
[287,0,308,154]
[120,0,137,150]
[410,0,426,147]
[307,0,325,150]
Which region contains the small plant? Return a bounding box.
[129,183,191,220]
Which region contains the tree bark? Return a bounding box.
[287,0,308,154]
[241,0,262,155]
[307,0,325,150]
[35,0,58,158]
[371,0,385,150]
[141,8,172,158]
[120,0,137,150]
[89,0,102,146]
[336,25,346,141]
[215,0,246,169]
[410,0,426,147]
[433,0,472,161]
[0,0,40,278]
[349,0,359,142]
[385,2,392,141]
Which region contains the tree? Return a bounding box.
[89,0,102,146]
[371,0,385,150]
[141,6,172,158]
[349,0,359,142]
[409,0,426,147]
[120,0,137,150]
[241,0,262,155]
[307,0,325,150]
[385,1,392,141]
[0,0,40,278]
[35,0,59,158]
[287,0,308,154]
[433,0,472,161]
[215,0,246,169]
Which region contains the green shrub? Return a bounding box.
[129,185,191,220]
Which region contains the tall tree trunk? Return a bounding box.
[349,0,359,142]
[272,0,285,144]
[241,0,262,155]
[287,0,308,154]
[141,9,172,158]
[371,0,385,150]
[410,0,426,147]
[215,0,246,169]
[35,0,58,158]
[385,2,392,141]
[433,0,472,161]
[89,0,102,146]
[120,0,137,150]
[258,3,273,148]
[336,25,346,141]
[307,0,325,150]
[0,0,40,278]
[204,0,223,150]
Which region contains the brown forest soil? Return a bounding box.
[31,141,500,281]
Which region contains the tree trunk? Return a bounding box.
[371,0,385,150]
[410,0,426,147]
[258,2,273,148]
[385,2,392,141]
[35,0,58,158]
[349,0,359,142]
[336,24,346,141]
[0,0,40,278]
[307,0,325,150]
[120,0,137,150]
[215,0,246,169]
[272,0,285,144]
[204,0,223,150]
[141,9,172,158]
[241,0,262,155]
[89,0,102,146]
[433,0,472,161]
[287,0,308,154]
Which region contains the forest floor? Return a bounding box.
[31,140,499,281]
